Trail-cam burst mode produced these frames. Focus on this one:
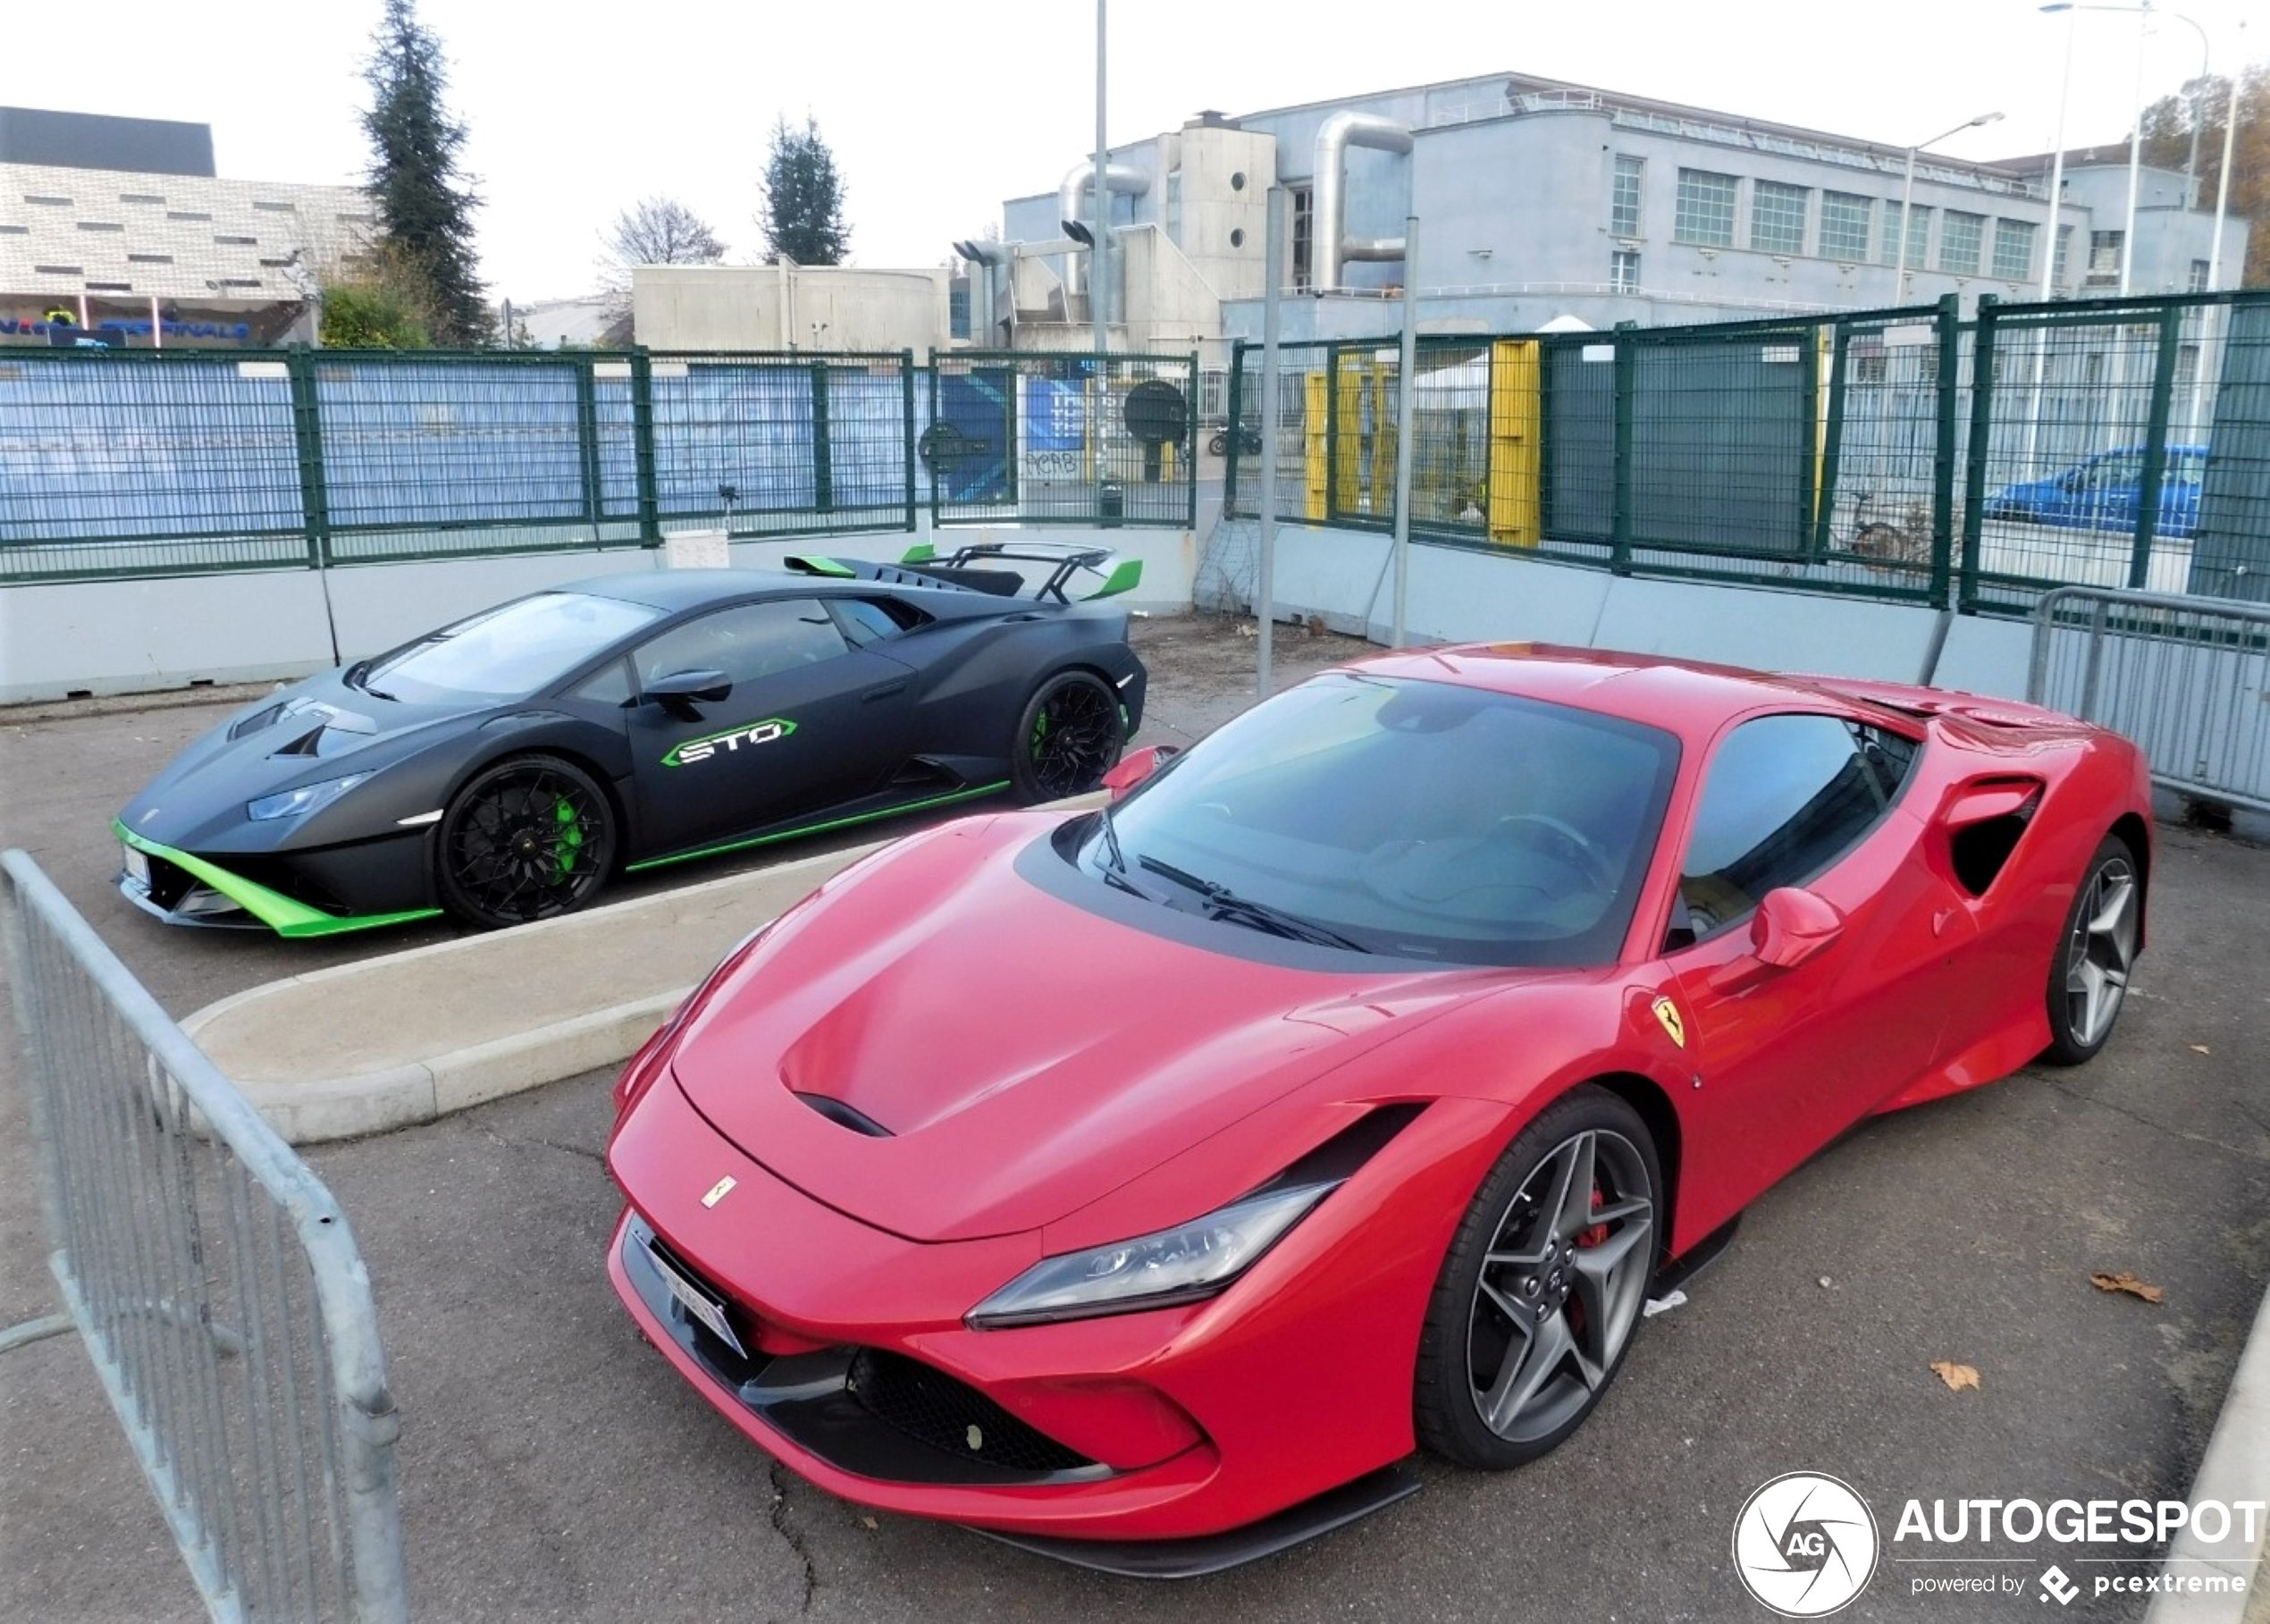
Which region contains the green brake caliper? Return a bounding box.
[553,797,583,878]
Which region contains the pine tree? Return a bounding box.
[759,115,852,267]
[360,0,493,343]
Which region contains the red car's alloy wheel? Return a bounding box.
[1416,1088,1659,1469]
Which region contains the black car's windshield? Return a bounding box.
[1084,672,1678,966]
[355,592,662,703]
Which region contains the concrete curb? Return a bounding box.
[2144,1280,2270,1624]
[180,793,1107,1144]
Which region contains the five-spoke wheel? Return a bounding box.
[436,755,616,929]
[2043,834,2141,1065]
[1417,1088,1659,1468]
[1011,670,1124,803]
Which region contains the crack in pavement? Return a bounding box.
[766,1459,819,1618]
[2044,1079,2270,1165]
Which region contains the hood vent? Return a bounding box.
[793,1091,895,1138]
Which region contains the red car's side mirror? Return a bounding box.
[1102,744,1180,798]
[1750,887,1845,971]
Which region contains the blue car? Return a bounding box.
[1986,444,2207,539]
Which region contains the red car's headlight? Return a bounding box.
[611,923,770,1117]
[964,1182,1337,1329]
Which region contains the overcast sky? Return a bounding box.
[6,0,2257,302]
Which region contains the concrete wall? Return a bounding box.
[1217,520,2038,700]
[633,265,952,355]
[0,526,1198,703]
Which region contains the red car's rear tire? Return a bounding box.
[2039,833,2142,1067]
[1415,1086,1660,1470]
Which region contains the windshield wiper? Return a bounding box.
[1135,855,1371,953]
[1092,805,1145,898]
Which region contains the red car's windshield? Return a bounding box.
[1083,672,1678,966]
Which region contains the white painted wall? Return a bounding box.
[1,526,1198,703]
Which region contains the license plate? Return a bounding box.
[645,1241,747,1359]
[122,846,152,888]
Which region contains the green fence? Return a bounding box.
[1227,288,2270,617]
[0,346,1198,585]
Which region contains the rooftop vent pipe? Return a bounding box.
[1314,111,1413,290]
[1057,162,1150,295]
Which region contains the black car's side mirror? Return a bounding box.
[645,669,732,707]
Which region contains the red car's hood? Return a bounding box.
[669,814,1482,1242]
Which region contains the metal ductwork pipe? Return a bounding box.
[1057,162,1150,296]
[1314,111,1414,290]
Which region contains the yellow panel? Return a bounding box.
[1369,362,1395,517]
[1813,326,1832,534]
[1487,339,1542,547]
[1304,371,1328,521]
[1333,358,1363,516]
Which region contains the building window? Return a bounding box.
[2189,258,2211,292]
[167,210,212,223]
[1289,184,1314,289]
[214,233,257,247]
[1991,219,2036,281]
[1611,156,1643,237]
[1673,170,1737,248]
[1883,202,1931,267]
[1164,170,1182,247]
[2054,225,2072,285]
[1611,248,1641,292]
[1820,192,1871,261]
[127,252,173,264]
[1938,211,1983,275]
[1750,181,1808,255]
[2088,230,2123,282]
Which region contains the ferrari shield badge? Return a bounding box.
[1652,996,1686,1049]
[701,1175,737,1209]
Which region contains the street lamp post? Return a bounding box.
[1893,111,2004,303]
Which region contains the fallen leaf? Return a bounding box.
[1930,1360,1981,1393]
[860,1516,878,1530]
[2090,1271,2166,1304]
[2190,1045,2212,1056]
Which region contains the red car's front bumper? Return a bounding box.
[605,1072,1490,1560]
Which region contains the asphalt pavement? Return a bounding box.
[4,613,2268,1623]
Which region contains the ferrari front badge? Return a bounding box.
[701,1175,737,1208]
[1652,996,1686,1049]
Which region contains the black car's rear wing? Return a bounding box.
[783,542,1141,605]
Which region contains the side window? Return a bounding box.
[829,595,907,647]
[633,599,848,693]
[571,656,634,707]
[1674,714,1913,942]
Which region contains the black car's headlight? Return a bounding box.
[247,772,374,822]
[965,1182,1336,1330]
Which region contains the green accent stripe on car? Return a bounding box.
[899,543,937,564]
[784,555,856,577]
[1084,558,1143,600]
[624,781,1012,874]
[113,820,442,939]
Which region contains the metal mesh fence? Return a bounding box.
[925,350,1197,527]
[0,349,311,581]
[2,849,406,1623]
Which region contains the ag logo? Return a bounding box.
[1652,995,1686,1048]
[1731,1472,1879,1617]
[662,717,797,767]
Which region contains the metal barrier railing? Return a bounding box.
[0,850,408,1623]
[2029,585,2270,815]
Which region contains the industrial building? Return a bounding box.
[1,106,371,347]
[979,70,2247,368]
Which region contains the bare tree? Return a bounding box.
[598,196,727,339]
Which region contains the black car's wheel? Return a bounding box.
[1416,1087,1660,1469]
[2041,833,2142,1066]
[1010,670,1124,803]
[435,755,617,929]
